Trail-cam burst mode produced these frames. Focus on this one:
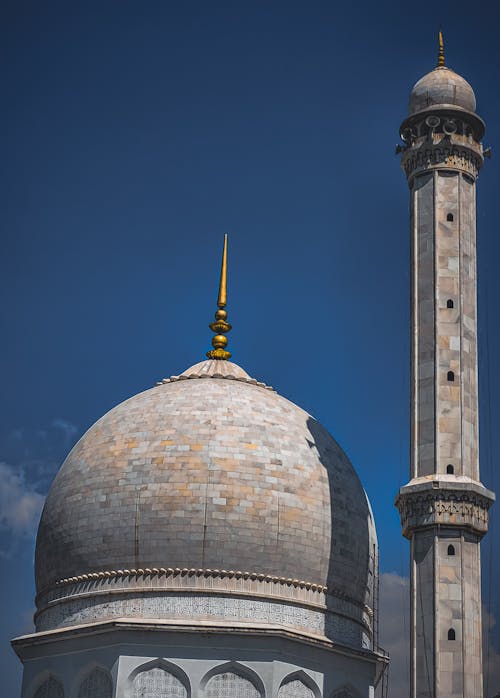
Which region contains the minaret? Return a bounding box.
[395,35,495,697]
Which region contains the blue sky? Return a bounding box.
[1,1,500,694]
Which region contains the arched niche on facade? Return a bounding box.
[77,666,113,698]
[128,658,190,698]
[200,661,264,697]
[278,670,321,698]
[331,683,361,698]
[33,675,64,698]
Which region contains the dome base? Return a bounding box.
[35,567,373,651]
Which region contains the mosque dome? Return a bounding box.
[34,359,377,647]
[36,358,374,594]
[33,236,377,651]
[409,66,476,115]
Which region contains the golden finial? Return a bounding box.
[438,30,445,67]
[206,234,232,360]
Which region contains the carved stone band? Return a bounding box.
[395,482,495,539]
[401,144,482,182]
[33,567,375,648]
[36,567,371,618]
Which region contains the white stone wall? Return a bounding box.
[16,626,380,698]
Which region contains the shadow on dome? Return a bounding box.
[306,417,374,649]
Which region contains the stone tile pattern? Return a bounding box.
[413,171,435,478]
[35,589,367,649]
[278,679,314,697]
[133,667,187,698]
[412,171,478,481]
[35,368,375,638]
[436,173,478,480]
[205,672,260,698]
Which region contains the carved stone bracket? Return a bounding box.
[395,483,494,539]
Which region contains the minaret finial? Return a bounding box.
[206,234,232,360]
[437,30,445,67]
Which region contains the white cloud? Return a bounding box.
[51,418,78,443]
[484,648,500,698]
[483,607,500,697]
[376,572,410,696]
[376,572,500,697]
[3,418,80,487]
[0,462,44,537]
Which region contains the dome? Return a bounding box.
[34,359,377,648]
[409,66,476,115]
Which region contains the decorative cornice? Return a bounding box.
[52,567,326,591]
[156,373,276,392]
[36,566,371,618]
[395,485,494,539]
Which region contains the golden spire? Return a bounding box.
[437,30,445,67]
[206,234,232,360]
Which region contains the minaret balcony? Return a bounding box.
[395,476,495,539]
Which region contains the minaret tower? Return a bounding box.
[396,35,495,697]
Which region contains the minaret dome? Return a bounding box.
[409,67,476,115]
[409,31,477,115]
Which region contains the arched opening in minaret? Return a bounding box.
[447,464,454,474]
[447,371,455,382]
[447,299,454,309]
[447,213,454,222]
[448,628,456,641]
[447,544,455,556]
